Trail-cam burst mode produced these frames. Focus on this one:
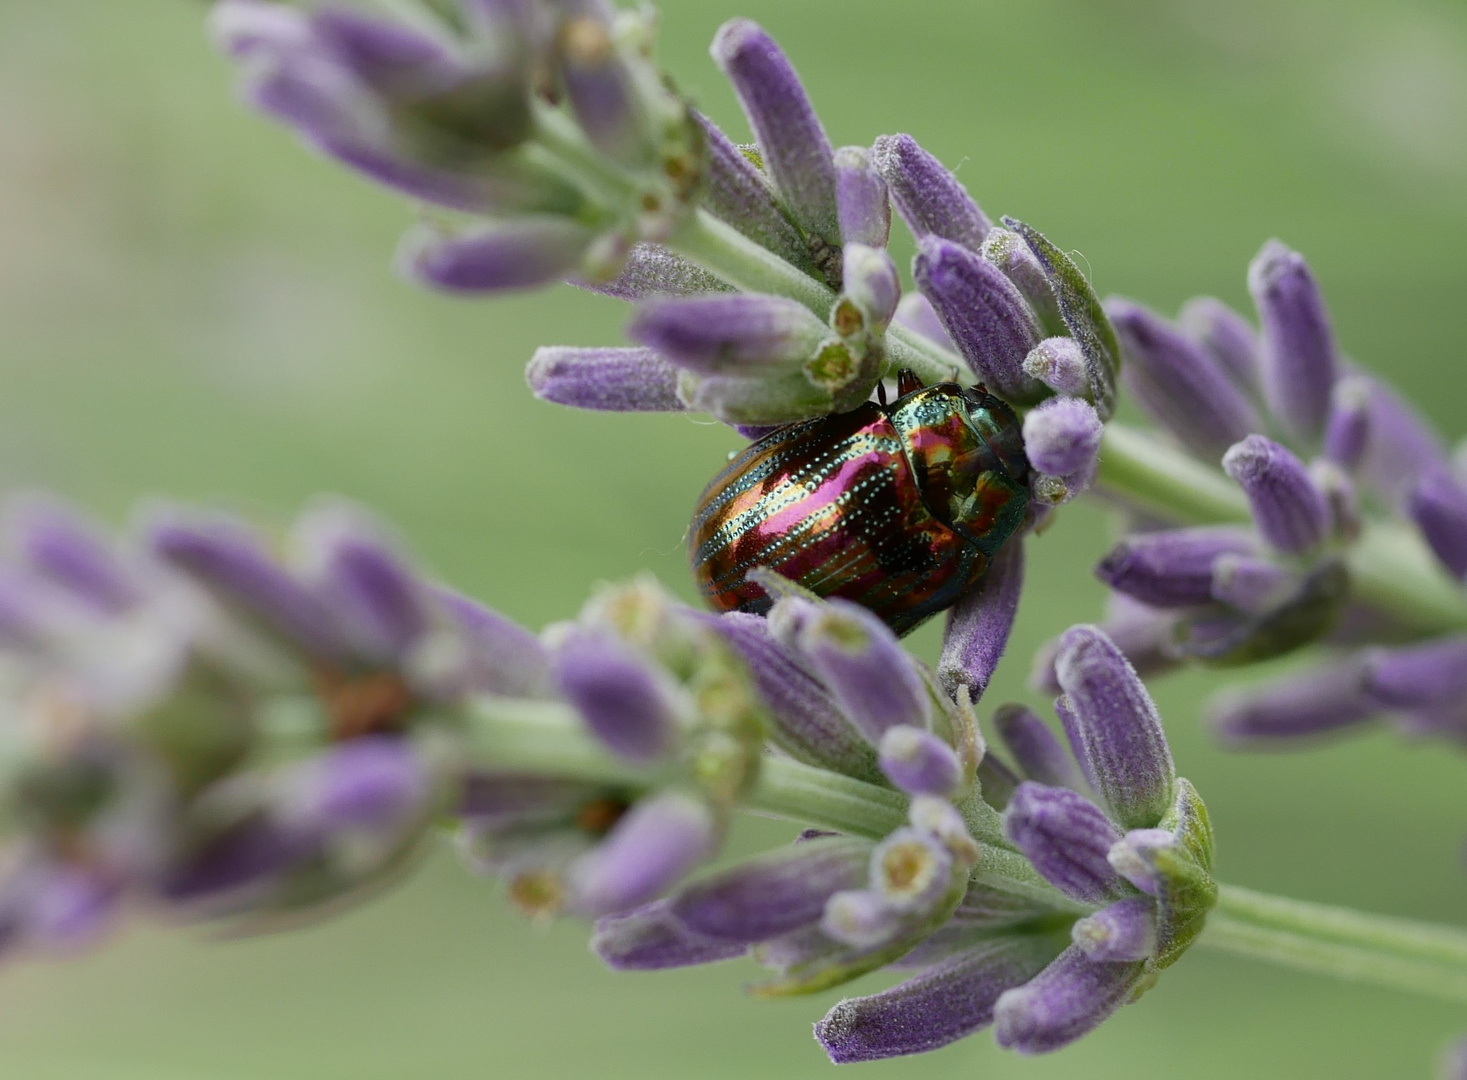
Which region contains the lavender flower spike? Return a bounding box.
[628,294,827,375]
[870,134,991,251]
[878,726,963,797]
[1053,626,1175,830]
[711,20,841,247]
[1222,435,1331,555]
[1106,298,1260,461]
[993,945,1146,1054]
[914,236,1042,401]
[527,347,684,413]
[568,792,717,916]
[1410,467,1467,580]
[554,633,681,763]
[1248,239,1339,442]
[1002,782,1126,904]
[399,219,595,295]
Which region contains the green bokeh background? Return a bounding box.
[1,0,1466,1075]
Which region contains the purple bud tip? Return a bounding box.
[877,726,963,797]
[1323,376,1371,470]
[569,792,717,916]
[1071,895,1157,963]
[1002,782,1125,904]
[1022,337,1090,398]
[1222,434,1331,554]
[554,634,679,763]
[1247,239,1338,442]
[1095,527,1256,609]
[527,346,684,413]
[869,133,990,251]
[398,219,594,295]
[1022,397,1102,479]
[1410,467,1467,580]
[627,294,826,375]
[994,946,1145,1054]
[295,738,426,832]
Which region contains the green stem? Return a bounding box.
[670,210,836,314]
[1200,885,1467,1005]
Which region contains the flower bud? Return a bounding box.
[1223,435,1331,554]
[870,133,990,251]
[1022,337,1090,398]
[527,346,684,412]
[629,294,828,375]
[1248,239,1338,442]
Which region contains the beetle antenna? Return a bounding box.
[876,380,888,407]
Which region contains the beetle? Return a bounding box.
[690,371,1031,636]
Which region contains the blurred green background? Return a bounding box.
[1,0,1465,1075]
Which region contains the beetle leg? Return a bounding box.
[876,380,889,407]
[897,369,924,396]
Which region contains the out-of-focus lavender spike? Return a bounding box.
[834,146,890,249]
[435,590,553,699]
[284,737,426,835]
[1106,298,1260,460]
[150,514,346,662]
[1002,782,1126,904]
[1178,296,1260,396]
[1053,626,1174,830]
[527,346,684,412]
[870,134,990,251]
[1364,636,1467,709]
[1095,526,1257,608]
[1209,554,1295,615]
[772,597,931,745]
[1247,240,1338,443]
[710,20,841,246]
[573,243,730,301]
[693,113,813,271]
[1022,337,1090,398]
[892,293,956,352]
[568,791,716,916]
[1209,657,1377,744]
[914,236,1042,401]
[592,899,748,970]
[557,15,644,165]
[994,945,1146,1054]
[670,834,870,942]
[557,634,680,764]
[1071,896,1157,963]
[1022,398,1102,499]
[1223,435,1330,555]
[992,704,1087,792]
[938,540,1024,703]
[399,219,595,294]
[628,294,827,375]
[1410,467,1467,580]
[878,726,963,797]
[816,935,1062,1063]
[8,500,138,615]
[1323,376,1371,470]
[709,612,881,781]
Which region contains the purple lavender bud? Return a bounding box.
[1053,625,1175,830]
[628,294,827,375]
[938,540,1024,703]
[773,597,930,744]
[1248,240,1339,442]
[1209,554,1295,614]
[1359,377,1447,507]
[151,514,346,661]
[1223,435,1331,554]
[914,236,1042,401]
[574,243,731,302]
[591,899,747,970]
[993,945,1146,1054]
[709,612,880,781]
[527,346,684,412]
[1071,895,1157,962]
[710,21,840,245]
[670,834,871,942]
[554,633,679,763]
[870,828,953,913]
[892,293,955,351]
[20,866,117,950]
[1105,828,1175,896]
[557,15,642,165]
[286,737,426,834]
[160,817,304,903]
[693,113,811,271]
[1178,296,1260,395]
[8,500,137,615]
[1323,376,1371,469]
[841,244,900,328]
[1002,782,1126,904]
[435,590,553,699]
[1022,337,1090,398]
[1410,467,1467,580]
[399,219,595,295]
[1107,298,1260,460]
[1022,398,1102,479]
[822,889,902,948]
[568,792,716,916]
[816,935,1062,1062]
[1095,526,1257,608]
[981,227,1063,334]
[1364,637,1467,709]
[833,146,890,249]
[878,726,963,797]
[992,703,1087,792]
[1209,657,1376,744]
[870,134,990,250]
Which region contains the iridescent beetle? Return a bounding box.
[690,372,1030,636]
